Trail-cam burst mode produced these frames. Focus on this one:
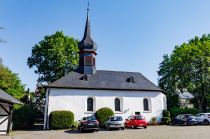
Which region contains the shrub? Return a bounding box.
[95,107,114,126]
[169,107,199,119]
[161,117,171,125]
[49,110,74,130]
[71,121,79,130]
[163,110,170,117]
[13,105,36,129]
[150,117,157,124]
[161,110,171,125]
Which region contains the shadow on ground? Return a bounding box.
[64,130,97,134]
[64,127,147,134]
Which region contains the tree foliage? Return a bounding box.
[27,31,79,83]
[0,65,25,100]
[158,34,210,112]
[13,105,36,129]
[30,86,46,114]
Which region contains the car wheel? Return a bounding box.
[132,125,135,129]
[107,126,110,130]
[172,121,176,125]
[80,127,83,133]
[204,120,209,125]
[96,129,99,132]
[121,127,125,130]
[144,126,147,129]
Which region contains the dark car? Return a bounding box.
[78,116,99,132]
[173,114,198,126]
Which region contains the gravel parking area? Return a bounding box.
[1,125,210,139]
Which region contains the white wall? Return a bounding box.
[0,103,9,135]
[45,88,166,129]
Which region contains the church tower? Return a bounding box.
[78,4,97,75]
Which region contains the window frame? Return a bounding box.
[87,97,94,112]
[143,98,152,113]
[115,98,121,112]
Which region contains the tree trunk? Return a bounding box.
[202,97,207,112]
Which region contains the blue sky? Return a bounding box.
[1,0,210,91]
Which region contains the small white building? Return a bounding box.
[0,89,21,135]
[179,92,194,108]
[44,11,167,129]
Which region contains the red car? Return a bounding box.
[125,115,147,129]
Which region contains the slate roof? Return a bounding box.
[0,89,22,104]
[48,70,163,92]
[179,92,194,99]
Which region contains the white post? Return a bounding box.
[43,89,50,130]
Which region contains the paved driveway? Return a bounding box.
[2,125,210,139]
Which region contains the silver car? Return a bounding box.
[196,113,210,125]
[105,116,125,130]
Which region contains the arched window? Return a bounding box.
[115,98,121,111]
[87,97,93,111]
[143,98,149,111]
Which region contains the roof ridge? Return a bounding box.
[96,70,141,74]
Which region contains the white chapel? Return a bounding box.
[44,9,167,129]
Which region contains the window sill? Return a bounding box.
[114,111,124,114]
[84,111,95,114]
[143,111,152,113]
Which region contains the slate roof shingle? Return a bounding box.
[0,89,22,104]
[48,70,163,92]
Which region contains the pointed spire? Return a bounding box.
[78,1,97,51]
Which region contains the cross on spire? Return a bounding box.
[87,1,90,14]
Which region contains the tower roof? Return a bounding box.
[78,7,97,51]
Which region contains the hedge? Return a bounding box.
[49,110,74,130]
[169,107,199,119]
[12,105,36,129]
[95,107,114,126]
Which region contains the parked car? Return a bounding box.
[172,114,198,126]
[105,116,125,130]
[196,113,210,125]
[124,115,147,129]
[78,116,99,132]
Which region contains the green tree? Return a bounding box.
[0,65,25,100]
[158,34,210,112]
[27,31,79,83]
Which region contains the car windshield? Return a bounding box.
[83,117,96,121]
[134,116,143,120]
[185,115,196,118]
[110,116,123,121]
